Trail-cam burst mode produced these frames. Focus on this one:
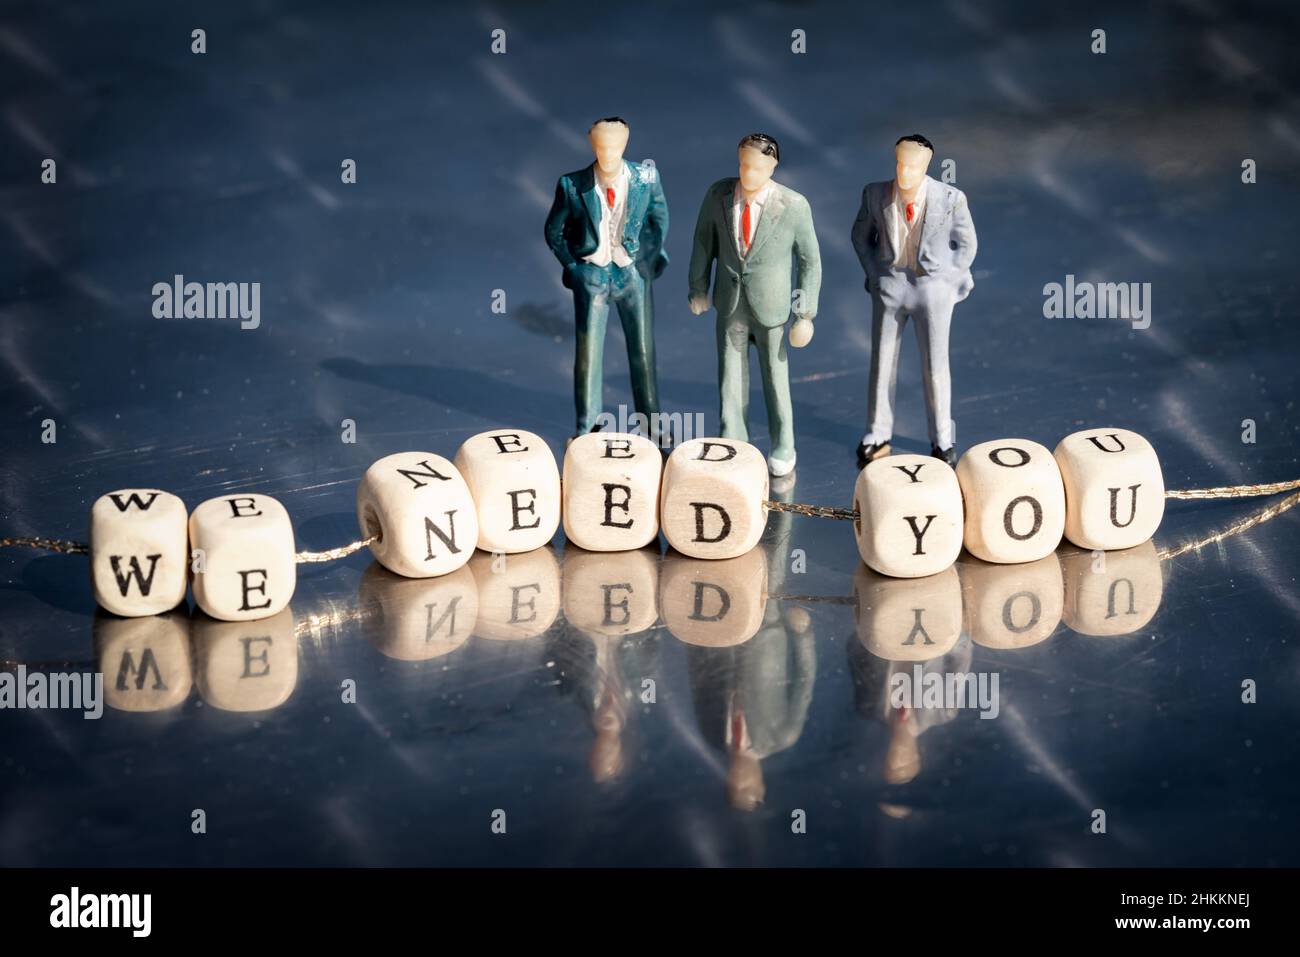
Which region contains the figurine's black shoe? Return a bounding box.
[856,439,891,467]
[931,444,957,467]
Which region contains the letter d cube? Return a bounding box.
[853,454,963,577]
[1053,428,1164,550]
[660,438,768,560]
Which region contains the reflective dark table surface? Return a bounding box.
[2,0,1299,866]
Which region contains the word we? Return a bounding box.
[152,274,261,329]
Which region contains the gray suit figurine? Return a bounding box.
[851,134,977,468]
[689,133,821,477]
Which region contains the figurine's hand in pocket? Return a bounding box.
[688,294,710,316]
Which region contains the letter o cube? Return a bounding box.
[853,454,963,577]
[356,452,479,578]
[190,493,296,621]
[454,429,560,554]
[1053,428,1164,550]
[90,488,189,617]
[957,439,1066,564]
[562,432,662,551]
[660,438,768,560]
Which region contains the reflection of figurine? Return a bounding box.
[688,133,822,477]
[848,633,972,785]
[544,117,669,441]
[851,134,977,468]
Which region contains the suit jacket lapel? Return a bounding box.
[745,184,786,260]
[881,182,899,262]
[718,179,739,262]
[621,161,643,240]
[918,175,942,250]
[580,164,602,234]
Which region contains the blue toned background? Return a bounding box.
[1,0,1298,866]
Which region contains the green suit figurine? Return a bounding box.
[544,117,669,441]
[688,133,821,476]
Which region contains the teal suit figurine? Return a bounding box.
[688,133,821,476]
[544,117,669,441]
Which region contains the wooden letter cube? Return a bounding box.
[562,432,662,551]
[454,429,560,554]
[659,546,768,647]
[89,489,188,617]
[660,438,768,560]
[193,608,298,711]
[189,493,296,621]
[853,564,962,661]
[853,454,963,578]
[1060,541,1163,636]
[1053,428,1165,550]
[467,546,561,640]
[957,439,1066,564]
[356,452,479,578]
[562,544,660,637]
[357,563,478,661]
[957,553,1063,650]
[93,609,193,712]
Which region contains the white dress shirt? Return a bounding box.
[888,177,928,272]
[584,163,633,268]
[732,182,773,258]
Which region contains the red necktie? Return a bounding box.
[606,186,616,209]
[906,202,915,223]
[742,202,752,249]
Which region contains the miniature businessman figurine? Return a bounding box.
[851,134,977,468]
[545,117,669,441]
[688,133,821,476]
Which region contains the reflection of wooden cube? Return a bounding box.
[1054,428,1165,550]
[94,609,192,712]
[956,439,1066,563]
[853,564,961,661]
[356,452,478,578]
[467,547,560,641]
[659,546,767,647]
[853,454,963,578]
[193,608,298,712]
[1060,541,1163,636]
[562,544,660,637]
[358,563,478,661]
[190,493,296,621]
[90,489,189,617]
[562,432,662,551]
[660,438,768,560]
[455,429,560,554]
[957,553,1063,650]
